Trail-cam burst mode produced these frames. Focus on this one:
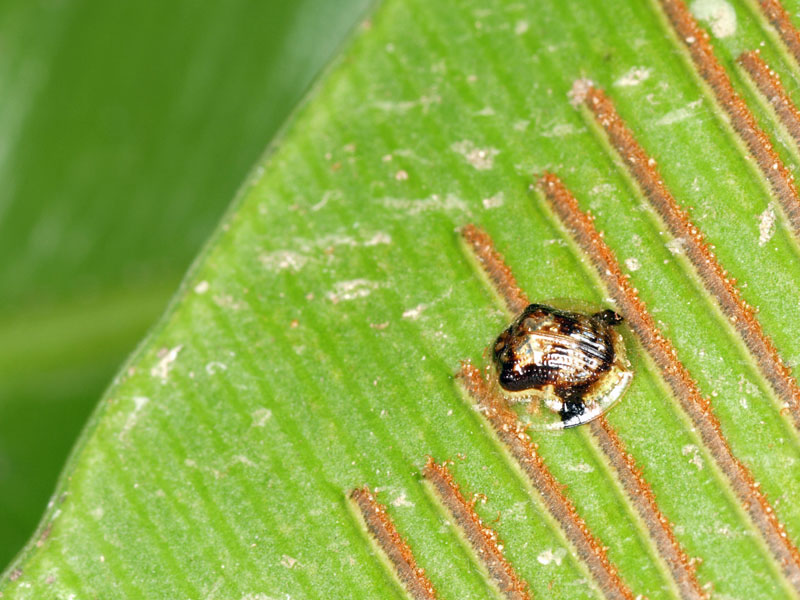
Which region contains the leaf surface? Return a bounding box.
[5,0,800,597]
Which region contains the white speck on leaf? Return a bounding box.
[194,280,209,294]
[625,257,641,271]
[568,78,594,107]
[382,194,468,216]
[326,279,381,303]
[259,250,309,273]
[540,123,582,138]
[364,231,392,246]
[374,94,441,114]
[252,408,273,427]
[234,455,256,468]
[758,205,776,247]
[213,294,246,311]
[281,555,299,569]
[567,462,594,473]
[450,140,499,170]
[537,547,567,565]
[311,189,341,212]
[482,192,504,209]
[391,492,414,508]
[402,303,427,319]
[514,20,529,34]
[666,238,685,255]
[205,361,227,375]
[656,99,703,126]
[151,346,182,382]
[691,0,736,38]
[614,66,651,87]
[682,444,704,470]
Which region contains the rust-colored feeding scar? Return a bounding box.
[461,223,530,314]
[423,458,532,600]
[457,362,636,600]
[581,83,800,432]
[589,418,708,600]
[539,172,800,591]
[758,0,800,67]
[658,0,800,238]
[460,223,704,598]
[350,487,439,600]
[739,50,800,151]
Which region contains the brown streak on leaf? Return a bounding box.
[581,83,800,434]
[423,457,532,600]
[539,172,800,591]
[460,224,530,314]
[350,486,439,599]
[658,0,800,238]
[739,50,800,152]
[457,362,636,600]
[758,0,800,67]
[589,417,709,599]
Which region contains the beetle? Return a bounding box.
[492,303,633,429]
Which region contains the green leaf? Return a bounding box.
[5,0,800,597]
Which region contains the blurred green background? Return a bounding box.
[0,0,372,570]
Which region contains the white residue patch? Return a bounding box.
[252,407,273,427]
[374,94,441,114]
[682,444,705,470]
[382,194,468,216]
[281,555,299,569]
[541,123,581,138]
[364,231,392,246]
[614,66,652,87]
[656,99,703,126]
[259,250,309,273]
[151,346,182,382]
[666,238,685,255]
[537,547,567,566]
[450,140,499,170]
[326,279,381,303]
[591,183,616,196]
[758,205,777,247]
[311,189,341,212]
[567,462,594,473]
[402,303,427,319]
[625,257,642,271]
[213,294,246,311]
[119,396,149,440]
[568,78,594,107]
[90,507,104,520]
[691,0,737,38]
[391,492,415,508]
[234,455,256,468]
[194,280,209,294]
[205,361,227,375]
[482,192,504,209]
[514,20,529,35]
[475,106,495,116]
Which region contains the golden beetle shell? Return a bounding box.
[492,303,633,430]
